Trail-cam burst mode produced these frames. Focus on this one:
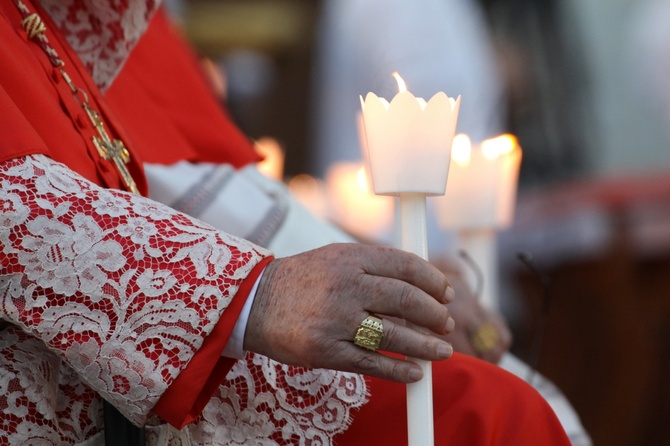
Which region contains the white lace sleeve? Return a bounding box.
[0,154,271,425]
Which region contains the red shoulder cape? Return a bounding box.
[105,8,260,168]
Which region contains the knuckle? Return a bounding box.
[387,361,405,381]
[399,255,419,277]
[397,286,416,313]
[439,308,451,327]
[424,338,440,358]
[380,322,398,349]
[354,354,378,374]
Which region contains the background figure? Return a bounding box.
[309,0,504,262]
[309,0,591,444]
[310,0,505,179]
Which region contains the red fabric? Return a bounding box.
[153,256,273,428]
[0,1,148,194]
[336,353,571,445]
[0,1,264,429]
[106,8,261,168]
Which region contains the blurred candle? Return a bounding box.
[436,133,522,309]
[437,133,522,230]
[255,136,285,181]
[325,162,393,242]
[287,174,328,219]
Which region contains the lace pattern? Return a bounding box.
[0,155,367,445]
[0,155,265,439]
[185,356,367,445]
[38,0,161,90]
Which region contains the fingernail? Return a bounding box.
[408,368,423,382]
[438,342,453,359]
[445,316,455,332]
[444,286,456,303]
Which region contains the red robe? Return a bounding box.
[0,1,570,443]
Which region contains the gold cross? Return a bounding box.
[86,105,140,195]
[57,68,140,195]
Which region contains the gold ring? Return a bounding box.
[354,316,384,351]
[470,322,499,354]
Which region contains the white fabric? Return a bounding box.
[144,162,355,255]
[221,272,262,360]
[499,354,592,446]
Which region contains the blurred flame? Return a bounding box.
[392,71,407,93]
[451,133,472,166]
[356,166,370,193]
[255,137,284,180]
[287,174,327,219]
[481,134,518,160]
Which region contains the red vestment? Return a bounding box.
[0,0,571,443]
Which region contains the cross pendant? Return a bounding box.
[86,105,140,195]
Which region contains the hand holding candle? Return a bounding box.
[360,72,460,446]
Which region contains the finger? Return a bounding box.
[377,317,453,361]
[360,246,454,304]
[444,331,478,357]
[361,275,454,335]
[333,346,429,383]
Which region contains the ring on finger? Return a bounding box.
[470,322,499,354]
[354,315,384,351]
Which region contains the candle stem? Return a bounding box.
[458,229,498,310]
[398,192,434,446]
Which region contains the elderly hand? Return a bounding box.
[432,259,512,364]
[244,243,456,383]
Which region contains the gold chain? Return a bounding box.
[15,1,140,195]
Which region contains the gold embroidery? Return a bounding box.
[21,13,45,39]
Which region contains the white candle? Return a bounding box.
[287,174,328,220]
[255,137,285,181]
[325,162,393,242]
[360,73,460,196]
[436,133,522,309]
[437,133,522,230]
[360,73,460,446]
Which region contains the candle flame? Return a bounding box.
[392,71,407,93]
[255,137,285,180]
[451,134,472,166]
[356,166,370,193]
[481,134,518,159]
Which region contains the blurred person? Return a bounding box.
[310,0,505,179]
